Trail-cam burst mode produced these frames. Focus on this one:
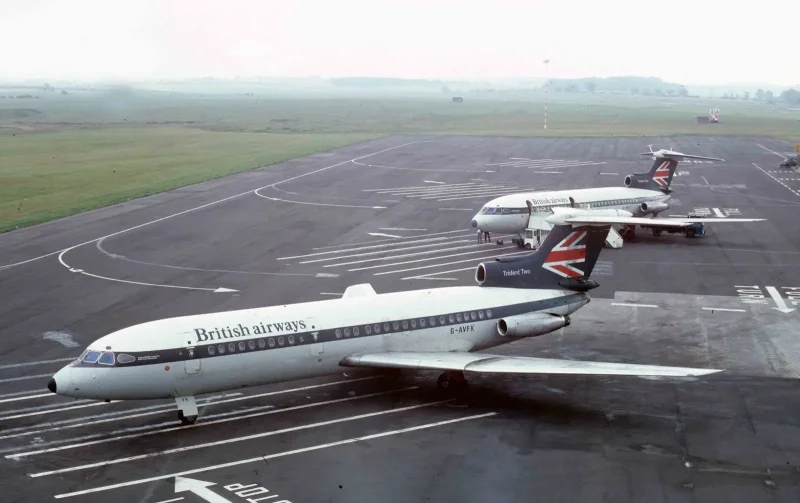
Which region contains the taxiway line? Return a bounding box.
[8,386,419,459]
[345,243,517,271]
[52,412,497,498]
[31,398,454,477]
[287,231,473,258]
[298,239,479,264]
[0,357,77,370]
[374,250,529,276]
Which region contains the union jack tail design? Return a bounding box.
[474,224,610,290]
[542,230,588,278]
[652,160,672,188]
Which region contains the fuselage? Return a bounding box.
[51,286,590,401]
[471,187,671,234]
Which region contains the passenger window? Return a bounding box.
[365,325,372,335]
[486,309,493,318]
[353,327,360,336]
[448,314,455,323]
[456,313,463,322]
[478,311,485,319]
[228,343,235,353]
[208,346,216,356]
[430,317,436,326]
[98,352,115,365]
[218,344,226,354]
[258,339,266,348]
[420,318,426,327]
[248,340,256,350]
[393,321,400,330]
[439,316,446,325]
[344,328,351,337]
[288,335,295,345]
[374,324,381,333]
[335,329,342,339]
[238,341,246,351]
[278,337,285,346]
[470,312,477,321]
[401,320,408,330]
[83,351,101,363]
[268,338,275,348]
[410,319,417,328]
[384,323,390,332]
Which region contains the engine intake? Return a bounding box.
[496,313,570,338]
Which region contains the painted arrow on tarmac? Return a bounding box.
[766,286,796,314]
[175,476,233,503]
[367,232,402,238]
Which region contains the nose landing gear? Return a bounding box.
[176,396,198,425]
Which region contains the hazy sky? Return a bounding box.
[1,0,797,87]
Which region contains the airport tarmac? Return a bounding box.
[1,134,799,502]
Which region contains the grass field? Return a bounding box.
[1,87,797,233]
[0,128,377,233]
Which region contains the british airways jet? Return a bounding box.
[47,223,722,425]
[471,149,761,243]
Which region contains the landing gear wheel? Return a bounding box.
[652,228,662,236]
[686,228,696,238]
[178,411,197,425]
[436,371,469,392]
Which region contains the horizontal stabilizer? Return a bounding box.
[340,352,722,378]
[639,149,724,162]
[553,215,765,228]
[342,283,377,298]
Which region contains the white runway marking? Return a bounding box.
[379,227,427,231]
[153,499,184,503]
[701,176,709,185]
[611,303,659,308]
[352,159,494,173]
[0,373,51,384]
[367,232,402,238]
[439,208,476,211]
[52,412,496,498]
[31,399,453,477]
[0,393,53,405]
[756,143,788,160]
[255,189,387,210]
[8,387,418,459]
[0,377,378,440]
[286,233,474,260]
[95,238,330,278]
[318,240,513,268]
[753,163,800,198]
[0,357,76,370]
[424,180,445,184]
[600,172,619,175]
[307,229,470,252]
[4,140,423,274]
[362,182,478,192]
[319,292,343,296]
[346,244,517,272]
[701,307,746,313]
[41,331,79,348]
[374,250,528,276]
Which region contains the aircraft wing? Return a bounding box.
[560,215,765,228]
[340,352,722,377]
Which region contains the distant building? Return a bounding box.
[452,97,463,103]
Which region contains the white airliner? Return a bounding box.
[47,222,722,425]
[471,149,763,243]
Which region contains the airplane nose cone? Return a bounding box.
[471,220,478,228]
[47,377,57,394]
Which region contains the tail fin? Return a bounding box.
[475,224,610,291]
[624,149,724,193]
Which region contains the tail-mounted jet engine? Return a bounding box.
[639,201,669,215]
[497,312,570,337]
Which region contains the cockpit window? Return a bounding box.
[83,351,101,363]
[98,352,115,365]
[116,353,135,364]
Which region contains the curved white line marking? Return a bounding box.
[351,160,494,173]
[95,238,335,278]
[254,188,387,209]
[1,140,427,273]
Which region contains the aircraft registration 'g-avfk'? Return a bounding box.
[47,223,722,425]
[471,149,764,243]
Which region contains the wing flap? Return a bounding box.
[342,283,377,298]
[341,352,722,377]
[563,215,764,227]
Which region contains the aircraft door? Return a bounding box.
[309,330,323,356]
[184,346,201,375]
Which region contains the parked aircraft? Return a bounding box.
[47,223,722,425]
[470,149,761,243]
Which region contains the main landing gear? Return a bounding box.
[436,370,469,392]
[176,396,198,425]
[621,225,636,241]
